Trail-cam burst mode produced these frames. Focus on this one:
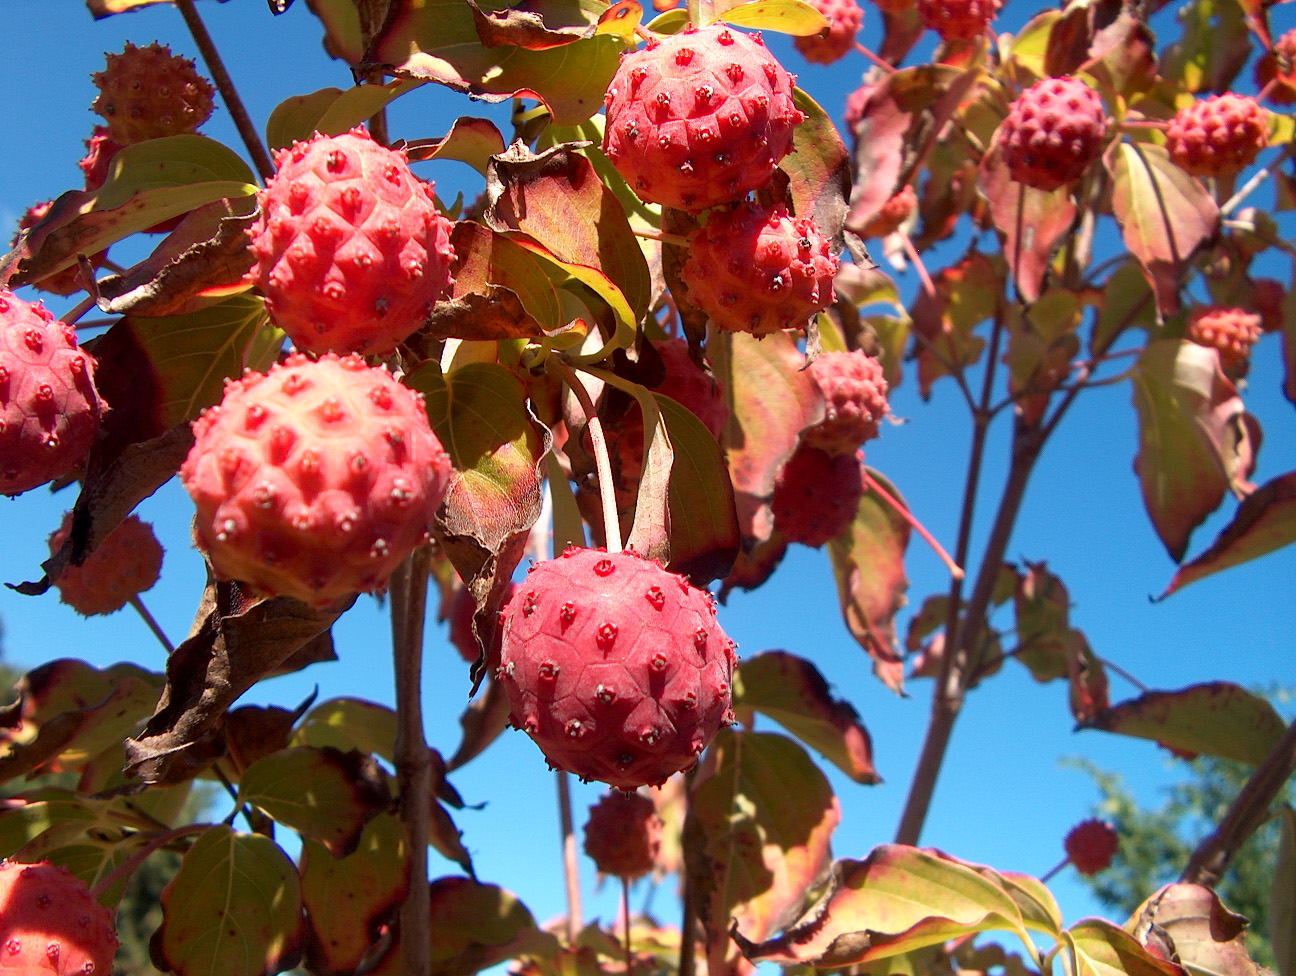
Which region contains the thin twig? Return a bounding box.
[63,296,96,326]
[622,876,634,975]
[557,771,583,943]
[1221,142,1296,216]
[854,41,897,73]
[130,595,174,654]
[174,0,275,182]
[863,471,963,580]
[633,228,690,247]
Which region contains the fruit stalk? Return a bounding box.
[391,546,434,976]
[556,771,584,943]
[552,359,623,553]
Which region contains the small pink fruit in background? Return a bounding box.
[795,0,864,65]
[771,445,864,547]
[583,790,663,880]
[602,25,805,213]
[1185,305,1262,378]
[0,290,106,497]
[0,859,119,976]
[860,185,917,238]
[91,41,215,144]
[998,77,1108,192]
[915,0,1001,42]
[497,547,736,789]
[680,202,839,337]
[1164,94,1269,177]
[48,513,164,616]
[803,350,889,454]
[248,128,456,356]
[1064,818,1119,875]
[180,352,453,606]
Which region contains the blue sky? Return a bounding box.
[0,0,1293,951]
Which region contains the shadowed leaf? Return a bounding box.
[1084,682,1287,765]
[827,469,910,694]
[1012,562,1069,682]
[266,88,346,152]
[1127,884,1259,976]
[1273,807,1295,976]
[300,814,409,976]
[446,677,512,773]
[1162,471,1296,596]
[1065,918,1186,976]
[910,251,1000,399]
[425,876,559,975]
[153,826,305,976]
[733,651,880,784]
[690,729,840,972]
[240,746,391,857]
[293,697,399,764]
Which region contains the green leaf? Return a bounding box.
[1274,807,1296,976]
[1108,143,1219,316]
[1131,340,1244,561]
[1065,919,1184,976]
[719,0,828,34]
[293,697,399,763]
[733,651,880,785]
[733,845,1031,967]
[240,746,391,857]
[691,730,840,957]
[409,117,509,176]
[154,826,305,976]
[1084,682,1287,765]
[1161,471,1296,596]
[786,88,851,243]
[426,876,559,974]
[265,88,347,152]
[827,470,910,694]
[315,78,423,137]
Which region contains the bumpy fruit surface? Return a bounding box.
[915,0,1000,42]
[49,513,164,616]
[602,25,805,212]
[999,77,1107,191]
[79,127,121,192]
[1064,818,1119,875]
[771,444,863,547]
[803,350,889,454]
[1165,94,1269,177]
[583,791,663,879]
[0,291,105,497]
[794,0,864,65]
[680,202,839,336]
[248,128,456,356]
[497,547,736,789]
[0,859,119,976]
[180,353,452,606]
[860,184,916,237]
[91,42,215,144]
[1186,305,1262,377]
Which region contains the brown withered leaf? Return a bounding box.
[223,700,313,777]
[1128,884,1258,976]
[126,580,353,784]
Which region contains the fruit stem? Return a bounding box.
[551,359,623,554]
[556,770,584,942]
[1038,853,1069,884]
[853,42,897,74]
[64,295,96,326]
[862,470,964,581]
[622,875,633,976]
[898,232,938,303]
[130,595,175,654]
[632,228,691,247]
[174,0,275,182]
[1221,142,1296,217]
[391,546,434,976]
[88,823,207,901]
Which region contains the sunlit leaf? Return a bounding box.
[720,0,828,35]
[293,697,399,763]
[786,89,851,244]
[979,146,1077,303]
[1065,918,1185,976]
[406,117,508,175]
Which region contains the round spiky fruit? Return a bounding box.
[497,547,736,790]
[915,0,1000,42]
[794,0,864,65]
[771,444,863,547]
[860,184,916,237]
[602,25,805,213]
[0,859,119,976]
[1186,305,1262,378]
[583,790,663,880]
[48,513,164,616]
[1064,818,1119,876]
[91,42,215,144]
[180,352,453,606]
[1165,94,1269,177]
[248,128,456,356]
[680,202,839,336]
[998,77,1108,192]
[803,350,889,454]
[0,291,105,497]
[1255,29,1296,106]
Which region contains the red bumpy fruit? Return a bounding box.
[1185,305,1262,378]
[602,25,805,213]
[680,202,839,336]
[497,547,736,790]
[915,0,1001,42]
[1164,94,1269,177]
[794,0,864,65]
[180,352,453,606]
[91,42,215,145]
[0,859,119,976]
[803,350,889,454]
[583,790,663,880]
[0,291,106,497]
[771,444,863,547]
[860,184,916,237]
[999,77,1108,192]
[247,128,456,356]
[1064,818,1119,876]
[49,513,164,616]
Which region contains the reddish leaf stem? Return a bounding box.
[862,471,964,581]
[174,0,275,182]
[88,823,207,901]
[633,228,691,247]
[391,546,433,976]
[130,594,175,654]
[556,770,584,943]
[551,359,623,554]
[854,42,897,74]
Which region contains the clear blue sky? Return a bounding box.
[0,0,1293,949]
